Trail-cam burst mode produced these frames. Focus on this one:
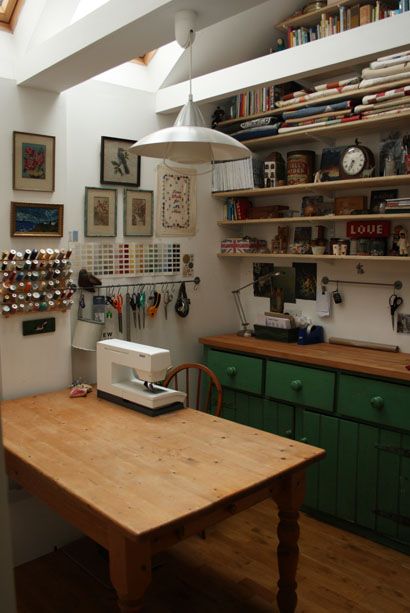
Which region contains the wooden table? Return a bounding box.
[1,390,325,612]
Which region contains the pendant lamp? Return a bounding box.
[128,10,251,165]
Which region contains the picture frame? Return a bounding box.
[100,136,141,187]
[156,165,197,236]
[123,189,153,236]
[84,187,117,237]
[11,202,63,237]
[370,189,398,213]
[13,131,55,192]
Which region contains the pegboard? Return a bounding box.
[70,242,181,277]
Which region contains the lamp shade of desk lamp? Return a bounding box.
[128,10,251,165]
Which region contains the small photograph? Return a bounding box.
[253,263,275,297]
[293,262,317,301]
[294,226,312,243]
[397,314,410,334]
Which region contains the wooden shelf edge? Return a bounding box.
[276,0,381,31]
[212,175,410,199]
[217,253,410,261]
[217,213,410,225]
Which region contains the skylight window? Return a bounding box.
[0,0,23,31]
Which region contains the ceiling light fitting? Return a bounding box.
[128,10,250,166]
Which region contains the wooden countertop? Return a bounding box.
[1,389,324,541]
[199,334,410,383]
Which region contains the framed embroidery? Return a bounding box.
[156,165,197,236]
[13,131,55,192]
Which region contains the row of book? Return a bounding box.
[223,198,252,221]
[211,158,264,192]
[385,196,410,213]
[286,1,408,49]
[229,86,276,120]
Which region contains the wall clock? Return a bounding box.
[339,140,375,179]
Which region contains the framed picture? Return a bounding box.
[13,131,55,192]
[370,189,398,212]
[124,189,153,236]
[85,187,117,237]
[319,145,346,181]
[156,165,197,236]
[100,136,140,186]
[11,202,63,237]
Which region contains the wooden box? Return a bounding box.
[334,195,367,215]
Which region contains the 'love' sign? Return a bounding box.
[346,220,390,238]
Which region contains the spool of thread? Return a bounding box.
[8,250,16,260]
[30,249,38,260]
[24,249,31,259]
[2,305,10,315]
[15,252,23,260]
[38,249,46,260]
[46,248,54,259]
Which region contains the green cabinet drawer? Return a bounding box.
[337,374,410,431]
[266,361,335,412]
[207,349,263,395]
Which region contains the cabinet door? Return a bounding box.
[263,399,294,438]
[399,434,410,544]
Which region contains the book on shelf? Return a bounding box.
[212,158,264,192]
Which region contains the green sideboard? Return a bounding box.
[200,334,410,553]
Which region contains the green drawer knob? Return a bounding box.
[226,366,237,377]
[290,379,303,391]
[300,437,308,443]
[285,429,293,437]
[370,396,384,410]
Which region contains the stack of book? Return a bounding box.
[385,196,410,213]
[229,86,276,119]
[212,158,264,192]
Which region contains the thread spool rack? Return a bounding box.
[1,247,75,317]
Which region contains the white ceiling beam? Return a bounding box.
[16,0,269,92]
[155,13,410,114]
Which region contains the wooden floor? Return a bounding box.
[15,501,410,613]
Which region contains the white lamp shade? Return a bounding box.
[128,125,251,164]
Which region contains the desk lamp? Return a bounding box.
[232,271,282,337]
[127,10,250,165]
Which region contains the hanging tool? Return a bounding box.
[125,292,131,341]
[77,291,86,319]
[163,290,173,320]
[175,282,190,318]
[130,292,139,329]
[147,291,161,318]
[389,293,403,330]
[140,291,146,328]
[111,293,124,334]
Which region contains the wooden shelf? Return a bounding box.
[276,0,384,31]
[212,175,410,199]
[242,110,410,150]
[216,79,410,129]
[218,253,410,262]
[218,213,410,226]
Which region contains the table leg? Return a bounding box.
[108,532,151,612]
[272,470,305,613]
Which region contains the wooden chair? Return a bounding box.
[163,362,223,417]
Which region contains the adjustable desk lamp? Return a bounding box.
[232,272,282,337]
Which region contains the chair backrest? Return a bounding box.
[163,362,223,417]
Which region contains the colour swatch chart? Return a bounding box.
[70,243,181,277]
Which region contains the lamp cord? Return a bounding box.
[189,29,193,98]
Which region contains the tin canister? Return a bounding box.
[287,150,315,185]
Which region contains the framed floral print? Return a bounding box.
[13,131,55,192]
[124,189,153,236]
[156,165,197,236]
[11,202,63,237]
[100,136,141,187]
[85,187,117,237]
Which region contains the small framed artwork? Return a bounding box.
[13,131,55,192]
[11,202,63,237]
[100,136,140,187]
[123,189,153,236]
[156,165,197,236]
[370,189,398,213]
[84,187,117,237]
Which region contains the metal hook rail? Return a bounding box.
[79,276,201,292]
[321,277,402,291]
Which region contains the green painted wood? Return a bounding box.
[235,392,250,426]
[376,429,401,539]
[337,374,410,432]
[398,434,410,544]
[263,400,293,437]
[248,396,264,430]
[337,420,358,522]
[207,349,263,395]
[318,414,339,516]
[220,388,236,422]
[295,409,320,509]
[356,424,378,530]
[263,399,278,434]
[266,361,335,412]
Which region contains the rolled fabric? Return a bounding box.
[362,63,410,79]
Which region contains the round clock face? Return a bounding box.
[341,146,366,176]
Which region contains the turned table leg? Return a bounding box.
[108,532,151,613]
[272,470,305,613]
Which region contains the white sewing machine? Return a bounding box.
[96,339,186,416]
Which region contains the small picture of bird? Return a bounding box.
[111,147,130,176]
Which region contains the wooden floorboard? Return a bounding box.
[14,501,410,612]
